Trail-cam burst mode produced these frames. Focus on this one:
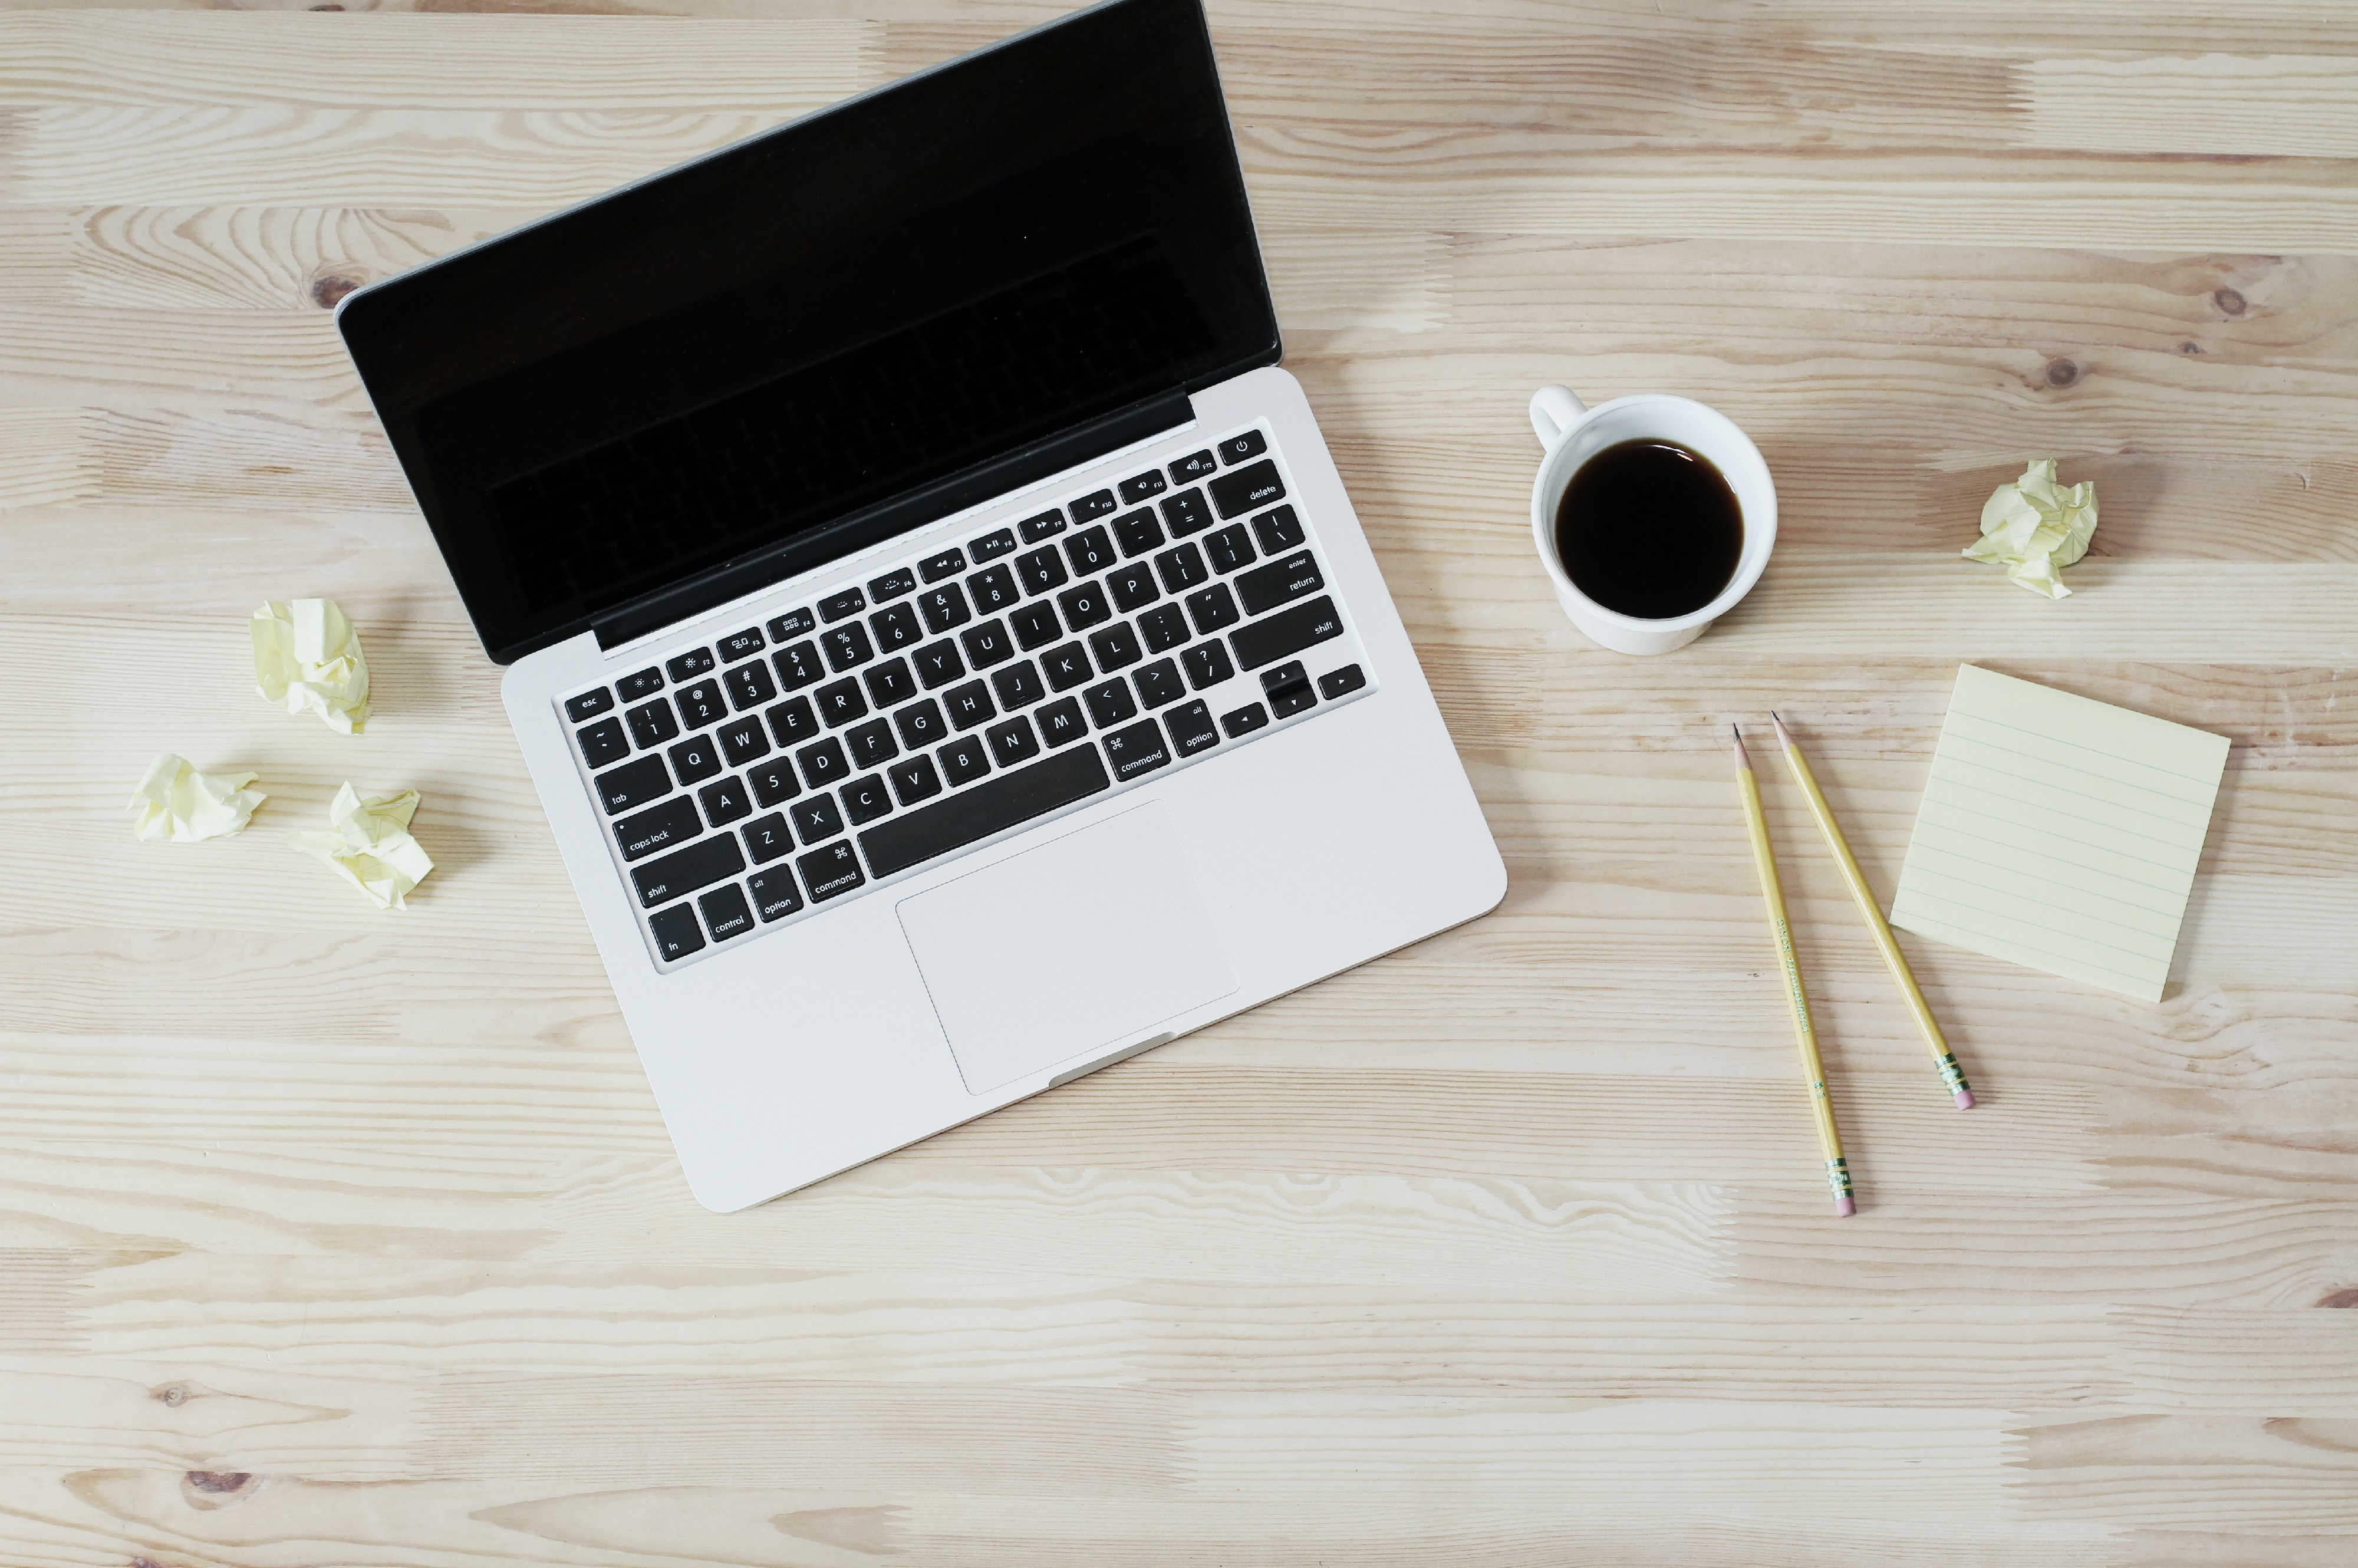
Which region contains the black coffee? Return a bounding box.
[1554,439,1743,620]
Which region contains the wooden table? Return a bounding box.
[5,2,2354,1562]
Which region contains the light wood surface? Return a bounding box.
[4,1,2356,1562]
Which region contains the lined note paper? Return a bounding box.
[1889,666,2230,1003]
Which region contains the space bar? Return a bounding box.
[859,743,1112,879]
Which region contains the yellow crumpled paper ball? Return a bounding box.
[286,783,434,909]
[1963,459,2099,599]
[252,598,371,733]
[127,752,266,842]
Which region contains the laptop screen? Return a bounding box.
[338,0,1278,664]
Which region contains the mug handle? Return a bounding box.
[1529,386,1588,450]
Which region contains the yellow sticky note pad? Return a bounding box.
[1890,666,2229,1003]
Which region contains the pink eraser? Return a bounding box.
[1954,1089,1977,1110]
[1833,1195,1856,1217]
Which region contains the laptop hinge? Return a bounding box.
[591,387,1196,654]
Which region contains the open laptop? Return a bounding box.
[336,0,1504,1211]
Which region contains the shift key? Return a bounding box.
[1230,594,1344,671]
[1234,550,1323,616]
[630,834,745,908]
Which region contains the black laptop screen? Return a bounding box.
[337,0,1278,664]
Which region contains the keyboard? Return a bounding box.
[555,422,1375,969]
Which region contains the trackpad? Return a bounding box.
[897,803,1237,1095]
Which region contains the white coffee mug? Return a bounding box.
[1529,385,1777,655]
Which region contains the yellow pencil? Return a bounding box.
[1731,724,1855,1217]
[1771,712,1975,1110]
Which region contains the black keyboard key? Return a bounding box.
[821,622,874,672]
[1252,503,1306,554]
[743,812,795,864]
[724,660,776,711]
[674,678,727,730]
[1232,595,1344,671]
[1101,719,1170,780]
[773,639,825,690]
[1016,545,1069,597]
[859,743,1111,879]
[1118,469,1167,505]
[960,618,1014,669]
[1155,541,1209,594]
[749,868,803,921]
[918,548,966,583]
[985,714,1040,767]
[766,693,819,748]
[890,754,943,806]
[700,884,755,942]
[1221,703,1269,739]
[869,566,918,602]
[991,658,1046,711]
[944,680,996,731]
[798,840,865,902]
[895,697,947,750]
[576,716,628,769]
[969,527,1019,562]
[1164,699,1220,757]
[1019,508,1066,543]
[1011,599,1062,650]
[1071,488,1117,522]
[1133,658,1186,710]
[1083,677,1137,729]
[818,587,865,622]
[1160,487,1213,538]
[699,775,753,826]
[917,582,971,635]
[841,773,893,825]
[1088,620,1142,671]
[617,666,664,700]
[1113,508,1164,558]
[615,795,702,861]
[1038,695,1088,747]
[1237,550,1325,617]
[845,716,898,770]
[1209,458,1285,519]
[668,733,722,785]
[1218,429,1268,465]
[869,601,923,653]
[864,656,915,710]
[1042,641,1093,691]
[1138,603,1190,654]
[791,792,845,845]
[1186,582,1241,637]
[717,715,770,767]
[1064,525,1117,576]
[565,687,614,723]
[968,562,1019,615]
[1319,663,1368,700]
[666,647,716,681]
[1206,522,1255,574]
[1108,561,1161,614]
[594,753,671,816]
[1058,579,1111,631]
[938,733,991,788]
[626,697,681,749]
[631,833,744,909]
[749,758,800,808]
[1170,449,1217,483]
[1183,640,1235,691]
[648,904,705,961]
[765,608,814,643]
[1262,659,1317,717]
[913,639,966,690]
[797,736,849,790]
[816,676,868,727]
[719,627,765,662]
[1261,660,1307,693]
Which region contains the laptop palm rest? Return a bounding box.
[897,803,1236,1095]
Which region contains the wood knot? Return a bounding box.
[2319,1286,2358,1308]
[309,4,346,9]
[2179,340,2202,355]
[2044,358,2079,388]
[186,1471,251,1494]
[153,1383,187,1406]
[309,269,364,309]
[2213,286,2247,316]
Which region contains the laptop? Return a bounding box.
[335,0,1504,1211]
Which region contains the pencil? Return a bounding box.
[1732,723,1856,1217]
[1771,712,1975,1110]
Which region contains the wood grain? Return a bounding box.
[2,0,2354,1563]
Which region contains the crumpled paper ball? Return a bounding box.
[252,598,371,733]
[1963,459,2099,599]
[127,753,266,842]
[286,783,434,909]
